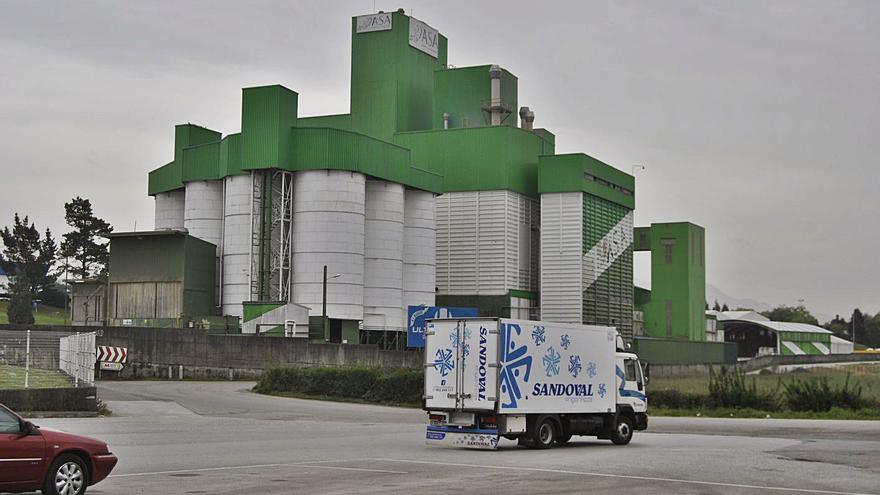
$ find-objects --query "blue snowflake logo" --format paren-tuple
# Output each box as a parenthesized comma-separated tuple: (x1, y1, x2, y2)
(433, 348, 455, 377)
(598, 383, 607, 399)
(587, 361, 598, 379)
(450, 327, 472, 348)
(499, 324, 533, 409)
(560, 334, 571, 350)
(531, 326, 546, 346)
(568, 355, 582, 377)
(543, 347, 561, 377)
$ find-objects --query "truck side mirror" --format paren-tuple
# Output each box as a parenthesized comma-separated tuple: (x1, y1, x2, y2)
(643, 362, 650, 385)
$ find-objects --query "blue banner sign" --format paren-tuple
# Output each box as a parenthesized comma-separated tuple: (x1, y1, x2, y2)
(407, 305, 478, 348)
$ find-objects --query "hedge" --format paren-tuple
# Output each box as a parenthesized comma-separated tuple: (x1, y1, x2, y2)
(254, 366, 423, 406)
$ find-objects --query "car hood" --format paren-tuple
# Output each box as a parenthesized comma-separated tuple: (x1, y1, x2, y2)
(38, 427, 109, 453)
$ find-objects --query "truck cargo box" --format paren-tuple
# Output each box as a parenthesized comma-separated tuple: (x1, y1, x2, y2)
(425, 318, 617, 415)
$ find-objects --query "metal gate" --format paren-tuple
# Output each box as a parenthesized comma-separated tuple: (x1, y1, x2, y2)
(59, 332, 96, 387)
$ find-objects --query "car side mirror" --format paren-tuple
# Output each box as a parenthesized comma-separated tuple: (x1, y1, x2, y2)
(21, 421, 39, 436)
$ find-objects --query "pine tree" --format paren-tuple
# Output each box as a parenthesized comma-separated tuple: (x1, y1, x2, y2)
(59, 197, 113, 279)
(0, 213, 57, 297)
(721, 303, 730, 312)
(6, 277, 34, 324)
(713, 300, 721, 311)
(852, 309, 865, 345)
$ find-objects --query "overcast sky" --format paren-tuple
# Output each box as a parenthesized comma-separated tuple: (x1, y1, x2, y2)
(1, 0, 877, 320)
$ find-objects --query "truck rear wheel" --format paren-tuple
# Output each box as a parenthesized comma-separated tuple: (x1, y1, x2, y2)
(611, 415, 633, 445)
(530, 415, 557, 449)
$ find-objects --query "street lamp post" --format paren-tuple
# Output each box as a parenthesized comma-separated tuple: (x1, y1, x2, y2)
(322, 265, 341, 341)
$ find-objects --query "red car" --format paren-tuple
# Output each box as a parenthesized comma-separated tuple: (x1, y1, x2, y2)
(0, 403, 117, 495)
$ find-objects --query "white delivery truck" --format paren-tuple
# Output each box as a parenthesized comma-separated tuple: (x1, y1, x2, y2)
(423, 318, 648, 449)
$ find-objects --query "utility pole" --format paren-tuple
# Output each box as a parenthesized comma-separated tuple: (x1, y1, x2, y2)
(322, 266, 341, 342)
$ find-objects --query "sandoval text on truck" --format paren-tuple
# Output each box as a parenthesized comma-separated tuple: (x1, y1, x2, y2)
(423, 318, 648, 449)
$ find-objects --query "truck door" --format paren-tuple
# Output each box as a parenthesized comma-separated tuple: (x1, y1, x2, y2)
(459, 320, 498, 411)
(425, 319, 499, 411)
(424, 319, 462, 410)
(616, 356, 647, 411)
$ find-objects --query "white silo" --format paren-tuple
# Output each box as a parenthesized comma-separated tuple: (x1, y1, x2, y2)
(403, 189, 436, 321)
(184, 180, 224, 248)
(154, 190, 185, 230)
(221, 174, 253, 317)
(363, 180, 405, 332)
(292, 170, 366, 321)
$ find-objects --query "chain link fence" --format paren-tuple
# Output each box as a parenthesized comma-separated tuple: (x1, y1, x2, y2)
(59, 332, 97, 387)
(0, 328, 76, 389)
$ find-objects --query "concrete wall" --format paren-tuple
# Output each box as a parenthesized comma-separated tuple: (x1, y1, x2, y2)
(0, 386, 97, 412)
(96, 326, 422, 379)
(0, 328, 74, 370)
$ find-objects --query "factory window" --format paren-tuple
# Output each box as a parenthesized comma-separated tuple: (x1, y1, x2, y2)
(661, 239, 676, 264)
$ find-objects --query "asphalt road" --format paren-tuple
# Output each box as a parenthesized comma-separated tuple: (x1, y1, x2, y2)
(15, 381, 880, 495)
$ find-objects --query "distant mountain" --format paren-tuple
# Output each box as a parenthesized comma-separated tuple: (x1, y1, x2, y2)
(706, 284, 773, 313)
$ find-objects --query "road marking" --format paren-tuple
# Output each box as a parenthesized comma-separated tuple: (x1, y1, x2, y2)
(109, 459, 406, 478)
(374, 458, 873, 495)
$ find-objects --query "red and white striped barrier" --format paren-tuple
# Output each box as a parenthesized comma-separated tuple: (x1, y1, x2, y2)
(97, 346, 127, 364)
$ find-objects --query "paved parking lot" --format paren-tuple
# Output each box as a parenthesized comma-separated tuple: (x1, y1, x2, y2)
(16, 381, 880, 495)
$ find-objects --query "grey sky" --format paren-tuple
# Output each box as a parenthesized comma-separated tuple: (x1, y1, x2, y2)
(1, 0, 877, 320)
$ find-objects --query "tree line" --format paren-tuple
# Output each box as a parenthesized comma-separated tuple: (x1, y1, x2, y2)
(0, 197, 113, 324)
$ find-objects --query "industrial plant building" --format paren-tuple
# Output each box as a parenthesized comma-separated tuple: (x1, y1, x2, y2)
(101, 9, 730, 359)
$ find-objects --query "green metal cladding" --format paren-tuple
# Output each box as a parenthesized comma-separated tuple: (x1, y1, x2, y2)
(538, 153, 635, 209)
(636, 222, 707, 342)
(582, 193, 634, 338)
(433, 65, 518, 130)
(394, 126, 554, 197)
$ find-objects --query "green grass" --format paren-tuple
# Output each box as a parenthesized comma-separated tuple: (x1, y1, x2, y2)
(0, 364, 73, 390)
(649, 364, 880, 403)
(0, 300, 69, 325)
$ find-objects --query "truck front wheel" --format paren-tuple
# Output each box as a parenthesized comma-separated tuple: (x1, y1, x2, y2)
(611, 415, 633, 445)
(531, 415, 557, 449)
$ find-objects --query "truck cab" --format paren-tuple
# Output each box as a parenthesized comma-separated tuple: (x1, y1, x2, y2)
(615, 350, 649, 435)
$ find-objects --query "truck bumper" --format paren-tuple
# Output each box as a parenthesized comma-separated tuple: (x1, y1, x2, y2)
(634, 412, 648, 431)
(426, 426, 499, 450)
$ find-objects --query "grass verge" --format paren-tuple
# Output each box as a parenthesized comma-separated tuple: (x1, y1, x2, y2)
(0, 300, 69, 325)
(0, 364, 72, 389)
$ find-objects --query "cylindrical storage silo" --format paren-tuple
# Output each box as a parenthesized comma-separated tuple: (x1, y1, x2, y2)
(154, 190, 185, 230)
(184, 180, 224, 248)
(185, 179, 224, 306)
(403, 189, 436, 323)
(221, 174, 253, 317)
(292, 170, 366, 322)
(363, 180, 405, 332)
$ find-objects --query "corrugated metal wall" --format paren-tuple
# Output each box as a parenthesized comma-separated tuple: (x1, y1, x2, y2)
(539, 192, 583, 322)
(436, 190, 538, 296)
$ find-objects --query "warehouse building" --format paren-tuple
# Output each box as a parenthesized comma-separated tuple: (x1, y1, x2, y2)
(711, 310, 837, 358)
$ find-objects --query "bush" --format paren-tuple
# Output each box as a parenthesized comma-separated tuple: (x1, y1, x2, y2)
(783, 374, 866, 412)
(255, 366, 423, 406)
(708, 366, 779, 411)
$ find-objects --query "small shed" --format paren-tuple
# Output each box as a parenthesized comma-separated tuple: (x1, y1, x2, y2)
(106, 230, 216, 327)
(830, 335, 854, 354)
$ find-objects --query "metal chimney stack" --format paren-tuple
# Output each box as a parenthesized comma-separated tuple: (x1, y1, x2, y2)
(489, 65, 503, 126)
(519, 106, 535, 131)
